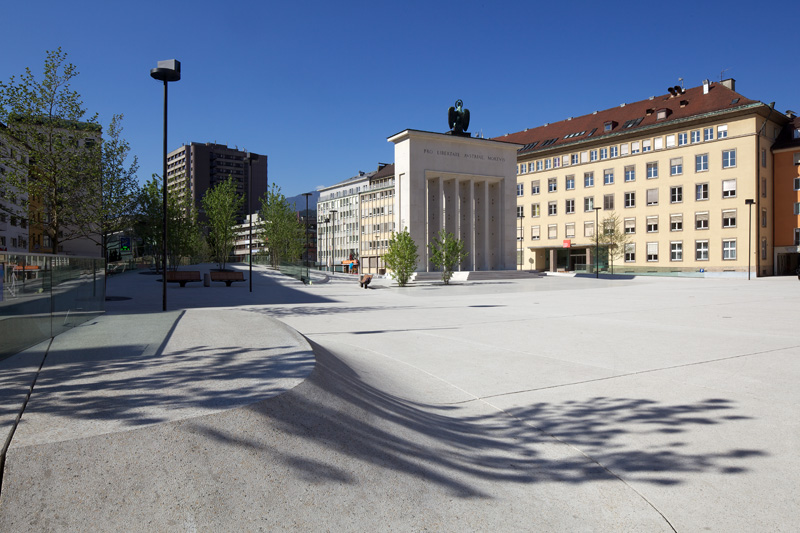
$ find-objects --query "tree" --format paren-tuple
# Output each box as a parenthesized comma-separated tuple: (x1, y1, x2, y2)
(259, 183, 304, 268)
(202, 176, 244, 271)
(598, 212, 632, 274)
(136, 176, 204, 271)
(384, 228, 418, 287)
(428, 229, 468, 284)
(0, 48, 101, 255)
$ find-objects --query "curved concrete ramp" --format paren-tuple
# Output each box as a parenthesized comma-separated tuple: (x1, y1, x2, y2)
(0, 337, 672, 531)
(4, 308, 314, 448)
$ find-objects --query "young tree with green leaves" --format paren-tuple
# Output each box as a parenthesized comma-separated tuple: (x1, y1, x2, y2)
(428, 229, 468, 284)
(202, 176, 244, 271)
(384, 228, 418, 287)
(0, 48, 101, 255)
(136, 176, 204, 271)
(598, 212, 632, 274)
(259, 183, 304, 268)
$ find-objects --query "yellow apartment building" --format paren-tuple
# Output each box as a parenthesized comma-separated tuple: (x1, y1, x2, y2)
(500, 79, 789, 277)
(359, 163, 395, 275)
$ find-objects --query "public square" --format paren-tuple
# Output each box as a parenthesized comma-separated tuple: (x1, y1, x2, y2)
(0, 267, 798, 531)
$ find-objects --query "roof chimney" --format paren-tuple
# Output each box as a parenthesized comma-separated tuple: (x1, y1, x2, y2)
(720, 78, 735, 91)
(703, 79, 710, 94)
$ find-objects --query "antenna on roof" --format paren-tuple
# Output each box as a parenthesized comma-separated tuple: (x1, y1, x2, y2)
(678, 77, 684, 90)
(720, 67, 730, 81)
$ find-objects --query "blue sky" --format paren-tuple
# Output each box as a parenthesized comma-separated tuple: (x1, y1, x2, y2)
(2, 0, 798, 198)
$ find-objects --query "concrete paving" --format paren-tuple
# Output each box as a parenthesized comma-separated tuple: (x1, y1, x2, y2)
(0, 264, 798, 531)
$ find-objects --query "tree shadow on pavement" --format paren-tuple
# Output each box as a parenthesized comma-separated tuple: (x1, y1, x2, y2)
(193, 341, 766, 498)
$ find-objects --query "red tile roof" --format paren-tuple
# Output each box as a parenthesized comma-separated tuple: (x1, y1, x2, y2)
(494, 81, 762, 155)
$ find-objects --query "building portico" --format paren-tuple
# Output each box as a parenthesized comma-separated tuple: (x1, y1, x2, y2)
(389, 129, 521, 272)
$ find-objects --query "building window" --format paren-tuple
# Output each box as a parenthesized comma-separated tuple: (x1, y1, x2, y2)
(723, 239, 736, 260)
(762, 178, 767, 198)
(722, 149, 736, 168)
(704, 127, 714, 141)
(646, 216, 659, 233)
(565, 199, 575, 214)
(604, 169, 614, 185)
(590, 150, 598, 162)
(565, 223, 575, 238)
(717, 125, 728, 139)
(553, 156, 561, 168)
(761, 149, 767, 168)
(646, 162, 658, 179)
(531, 180, 540, 194)
(722, 179, 736, 198)
(516, 206, 524, 218)
(670, 158, 683, 176)
(584, 221, 594, 237)
(584, 197, 594, 212)
(795, 228, 800, 246)
(762, 208, 767, 228)
(571, 154, 579, 165)
(548, 178, 557, 192)
(624, 243, 635, 262)
(548, 201, 557, 216)
(794, 202, 800, 216)
(671, 241, 683, 261)
(531, 225, 540, 240)
(696, 212, 709, 230)
(604, 194, 614, 210)
(647, 242, 658, 262)
(632, 141, 640, 154)
(691, 130, 701, 143)
(517, 183, 524, 196)
(624, 217, 636, 234)
(610, 146, 618, 158)
(624, 166, 635, 182)
(695, 154, 708, 172)
(584, 172, 594, 187)
(600, 148, 608, 159)
(566, 175, 575, 190)
(670, 213, 683, 231)
(643, 139, 652, 152)
(654, 137, 663, 150)
(532, 203, 540, 217)
(678, 132, 688, 146)
(722, 209, 737, 228)
(545, 159, 552, 170)
(670, 186, 683, 204)
(624, 191, 635, 208)
(761, 237, 767, 260)
(666, 134, 676, 148)
(646, 188, 659, 206)
(696, 240, 709, 261)
(548, 224, 557, 239)
(696, 183, 709, 201)
(536, 160, 543, 171)
(795, 177, 800, 191)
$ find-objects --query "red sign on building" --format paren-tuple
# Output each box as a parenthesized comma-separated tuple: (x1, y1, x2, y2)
(562, 240, 572, 248)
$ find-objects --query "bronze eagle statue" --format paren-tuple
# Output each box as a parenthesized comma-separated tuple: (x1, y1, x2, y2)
(448, 99, 470, 134)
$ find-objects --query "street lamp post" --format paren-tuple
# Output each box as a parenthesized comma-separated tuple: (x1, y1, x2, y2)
(245, 153, 259, 292)
(330, 209, 338, 273)
(593, 206, 602, 278)
(517, 212, 524, 270)
(302, 193, 312, 276)
(745, 198, 755, 280)
(150, 59, 181, 312)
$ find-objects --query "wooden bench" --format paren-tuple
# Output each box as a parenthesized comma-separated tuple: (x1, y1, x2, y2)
(165, 270, 202, 287)
(210, 271, 245, 287)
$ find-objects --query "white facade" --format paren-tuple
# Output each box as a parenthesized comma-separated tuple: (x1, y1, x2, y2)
(389, 130, 521, 271)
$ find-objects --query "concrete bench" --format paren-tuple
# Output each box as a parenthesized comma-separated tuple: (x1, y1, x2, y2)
(165, 270, 202, 287)
(210, 271, 245, 287)
(359, 274, 372, 289)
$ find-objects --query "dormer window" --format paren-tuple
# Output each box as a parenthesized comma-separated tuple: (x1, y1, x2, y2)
(656, 108, 671, 120)
(603, 121, 616, 132)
